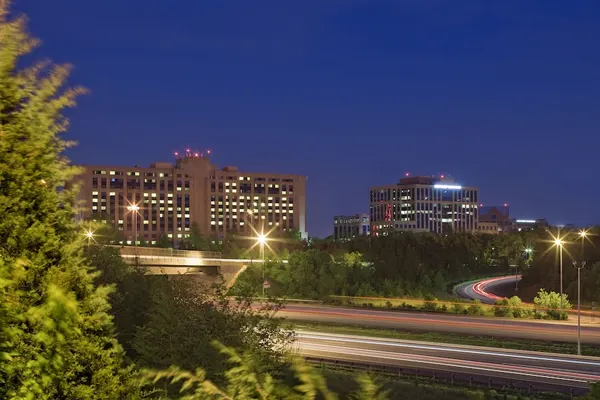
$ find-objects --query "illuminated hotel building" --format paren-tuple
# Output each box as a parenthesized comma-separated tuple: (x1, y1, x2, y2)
(369, 176, 478, 234)
(74, 150, 307, 244)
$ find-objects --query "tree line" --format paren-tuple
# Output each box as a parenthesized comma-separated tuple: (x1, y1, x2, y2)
(231, 231, 541, 299)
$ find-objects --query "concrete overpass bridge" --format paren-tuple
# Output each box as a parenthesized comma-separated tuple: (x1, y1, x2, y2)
(110, 245, 280, 287)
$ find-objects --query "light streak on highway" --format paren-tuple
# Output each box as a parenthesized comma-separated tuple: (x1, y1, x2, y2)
(275, 303, 600, 343)
(294, 331, 600, 390)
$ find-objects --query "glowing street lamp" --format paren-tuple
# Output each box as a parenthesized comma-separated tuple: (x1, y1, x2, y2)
(83, 229, 95, 246)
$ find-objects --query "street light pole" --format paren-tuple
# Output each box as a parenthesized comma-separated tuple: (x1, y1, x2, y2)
(127, 204, 140, 252)
(554, 237, 564, 310)
(256, 232, 267, 298)
(573, 261, 586, 356)
(261, 239, 265, 298)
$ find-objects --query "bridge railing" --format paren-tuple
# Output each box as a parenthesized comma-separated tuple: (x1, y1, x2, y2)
(107, 245, 222, 260)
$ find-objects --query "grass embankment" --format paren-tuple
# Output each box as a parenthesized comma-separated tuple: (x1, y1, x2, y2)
(290, 321, 600, 357)
(323, 369, 571, 400)
(324, 294, 600, 321)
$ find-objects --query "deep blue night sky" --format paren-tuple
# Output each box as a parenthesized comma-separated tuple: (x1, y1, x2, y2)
(16, 0, 600, 237)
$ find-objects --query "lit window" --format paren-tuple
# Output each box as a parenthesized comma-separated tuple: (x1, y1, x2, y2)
(109, 192, 115, 196)
(167, 233, 173, 238)
(109, 171, 115, 175)
(92, 198, 98, 203)
(92, 191, 98, 195)
(92, 206, 98, 210)
(211, 221, 216, 225)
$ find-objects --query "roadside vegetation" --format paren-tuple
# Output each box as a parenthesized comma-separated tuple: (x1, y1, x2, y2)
(321, 289, 575, 321)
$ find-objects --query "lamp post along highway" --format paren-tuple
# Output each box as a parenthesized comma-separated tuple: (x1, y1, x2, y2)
(257, 233, 267, 297)
(127, 204, 140, 251)
(573, 261, 586, 355)
(554, 237, 564, 310)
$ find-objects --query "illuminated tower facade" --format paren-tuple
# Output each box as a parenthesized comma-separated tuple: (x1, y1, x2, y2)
(369, 176, 479, 234)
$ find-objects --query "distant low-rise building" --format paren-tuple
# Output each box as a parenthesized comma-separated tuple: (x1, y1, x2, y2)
(478, 221, 500, 234)
(479, 205, 511, 232)
(333, 214, 370, 240)
(514, 218, 549, 231)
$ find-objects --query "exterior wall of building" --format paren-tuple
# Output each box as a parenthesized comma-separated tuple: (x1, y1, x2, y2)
(478, 221, 500, 234)
(74, 154, 307, 244)
(333, 214, 370, 240)
(479, 206, 511, 232)
(369, 177, 479, 234)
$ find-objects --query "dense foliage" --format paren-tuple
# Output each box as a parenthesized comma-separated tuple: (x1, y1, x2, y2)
(87, 245, 292, 382)
(0, 2, 138, 398)
(143, 343, 386, 400)
(232, 230, 539, 299)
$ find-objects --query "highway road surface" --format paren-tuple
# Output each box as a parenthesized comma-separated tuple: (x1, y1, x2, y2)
(277, 303, 600, 344)
(295, 331, 600, 393)
(455, 275, 521, 304)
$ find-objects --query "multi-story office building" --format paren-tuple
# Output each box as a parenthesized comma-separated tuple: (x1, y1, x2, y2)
(369, 176, 479, 235)
(333, 214, 370, 240)
(74, 151, 307, 244)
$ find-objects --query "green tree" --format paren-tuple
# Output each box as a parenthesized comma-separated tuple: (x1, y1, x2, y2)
(0, 2, 138, 397)
(156, 232, 172, 248)
(132, 277, 292, 382)
(533, 289, 571, 320)
(85, 245, 152, 359)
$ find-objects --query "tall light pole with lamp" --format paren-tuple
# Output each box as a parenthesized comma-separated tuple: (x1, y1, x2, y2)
(554, 237, 564, 310)
(257, 233, 267, 297)
(127, 204, 140, 250)
(573, 260, 586, 355)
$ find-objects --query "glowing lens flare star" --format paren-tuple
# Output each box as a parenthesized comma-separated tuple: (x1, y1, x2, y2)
(257, 234, 267, 245)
